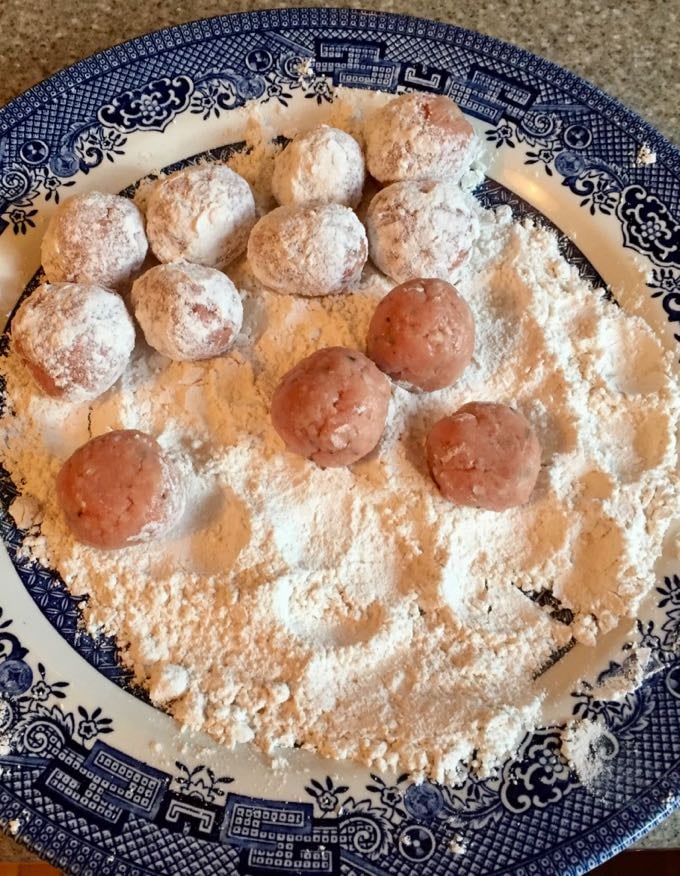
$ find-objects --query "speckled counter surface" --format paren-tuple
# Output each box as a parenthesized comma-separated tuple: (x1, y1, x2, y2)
(0, 0, 678, 864)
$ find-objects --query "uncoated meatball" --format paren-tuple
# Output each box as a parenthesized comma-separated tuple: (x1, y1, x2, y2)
(271, 347, 391, 467)
(12, 282, 135, 402)
(41, 192, 148, 290)
(365, 180, 478, 284)
(272, 125, 366, 208)
(145, 164, 256, 269)
(425, 402, 541, 511)
(367, 278, 475, 391)
(365, 93, 476, 184)
(247, 204, 368, 297)
(56, 430, 186, 549)
(131, 261, 243, 361)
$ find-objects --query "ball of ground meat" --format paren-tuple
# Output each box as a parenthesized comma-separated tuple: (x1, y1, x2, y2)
(271, 347, 391, 467)
(425, 402, 541, 511)
(12, 282, 135, 401)
(365, 180, 477, 284)
(367, 278, 474, 391)
(131, 261, 243, 361)
(41, 192, 147, 290)
(272, 125, 366, 208)
(145, 164, 256, 269)
(57, 429, 186, 549)
(365, 93, 476, 184)
(247, 204, 367, 296)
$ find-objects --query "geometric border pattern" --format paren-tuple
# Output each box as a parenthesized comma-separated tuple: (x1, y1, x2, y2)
(1, 8, 680, 875)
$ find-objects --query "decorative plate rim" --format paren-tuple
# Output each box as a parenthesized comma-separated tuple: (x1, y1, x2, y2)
(0, 7, 679, 876)
(1, 6, 678, 173)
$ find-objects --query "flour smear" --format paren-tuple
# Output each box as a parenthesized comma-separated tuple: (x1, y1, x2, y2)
(1, 91, 679, 784)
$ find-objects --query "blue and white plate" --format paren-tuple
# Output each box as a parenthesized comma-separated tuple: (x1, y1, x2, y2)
(1, 8, 679, 874)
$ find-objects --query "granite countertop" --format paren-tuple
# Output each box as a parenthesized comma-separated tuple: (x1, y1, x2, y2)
(0, 0, 678, 864)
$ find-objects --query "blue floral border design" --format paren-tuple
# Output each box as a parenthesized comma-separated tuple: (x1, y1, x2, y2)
(1, 10, 678, 341)
(1, 7, 680, 873)
(0, 577, 678, 875)
(0, 461, 138, 692)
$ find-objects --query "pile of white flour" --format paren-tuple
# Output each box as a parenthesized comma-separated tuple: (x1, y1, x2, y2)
(1, 98, 679, 784)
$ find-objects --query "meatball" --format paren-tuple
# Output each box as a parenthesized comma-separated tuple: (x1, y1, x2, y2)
(425, 402, 541, 511)
(271, 347, 391, 467)
(365, 180, 477, 284)
(131, 261, 243, 361)
(146, 164, 256, 269)
(56, 430, 186, 549)
(41, 192, 147, 290)
(272, 125, 366, 208)
(12, 282, 135, 401)
(247, 204, 367, 297)
(365, 93, 476, 184)
(367, 278, 474, 391)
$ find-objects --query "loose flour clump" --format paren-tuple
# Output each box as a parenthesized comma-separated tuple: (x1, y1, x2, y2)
(561, 717, 618, 787)
(1, 92, 678, 783)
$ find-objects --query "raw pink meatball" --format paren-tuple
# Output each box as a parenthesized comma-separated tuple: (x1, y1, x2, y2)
(131, 261, 243, 361)
(146, 165, 256, 269)
(365, 180, 477, 284)
(41, 192, 148, 290)
(426, 403, 541, 511)
(367, 278, 474, 391)
(56, 430, 186, 549)
(271, 347, 391, 467)
(272, 125, 366, 208)
(12, 282, 135, 401)
(247, 204, 367, 297)
(365, 93, 476, 184)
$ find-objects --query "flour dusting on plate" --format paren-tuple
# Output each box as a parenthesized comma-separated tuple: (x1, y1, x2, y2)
(1, 93, 678, 784)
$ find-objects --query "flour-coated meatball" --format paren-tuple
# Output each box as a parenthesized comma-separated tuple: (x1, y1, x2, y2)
(271, 347, 391, 467)
(365, 180, 477, 284)
(365, 93, 476, 184)
(146, 165, 256, 269)
(426, 402, 541, 511)
(12, 282, 135, 401)
(367, 278, 474, 391)
(272, 125, 366, 208)
(57, 430, 185, 549)
(41, 192, 147, 289)
(131, 261, 243, 361)
(247, 204, 367, 297)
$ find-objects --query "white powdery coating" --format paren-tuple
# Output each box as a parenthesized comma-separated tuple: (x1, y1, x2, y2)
(132, 261, 243, 362)
(561, 717, 615, 787)
(12, 282, 135, 402)
(41, 192, 148, 290)
(271, 125, 366, 208)
(366, 180, 479, 283)
(146, 165, 256, 269)
(365, 93, 477, 184)
(149, 663, 189, 705)
(247, 203, 368, 296)
(2, 119, 679, 783)
(560, 650, 649, 785)
(134, 451, 187, 545)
